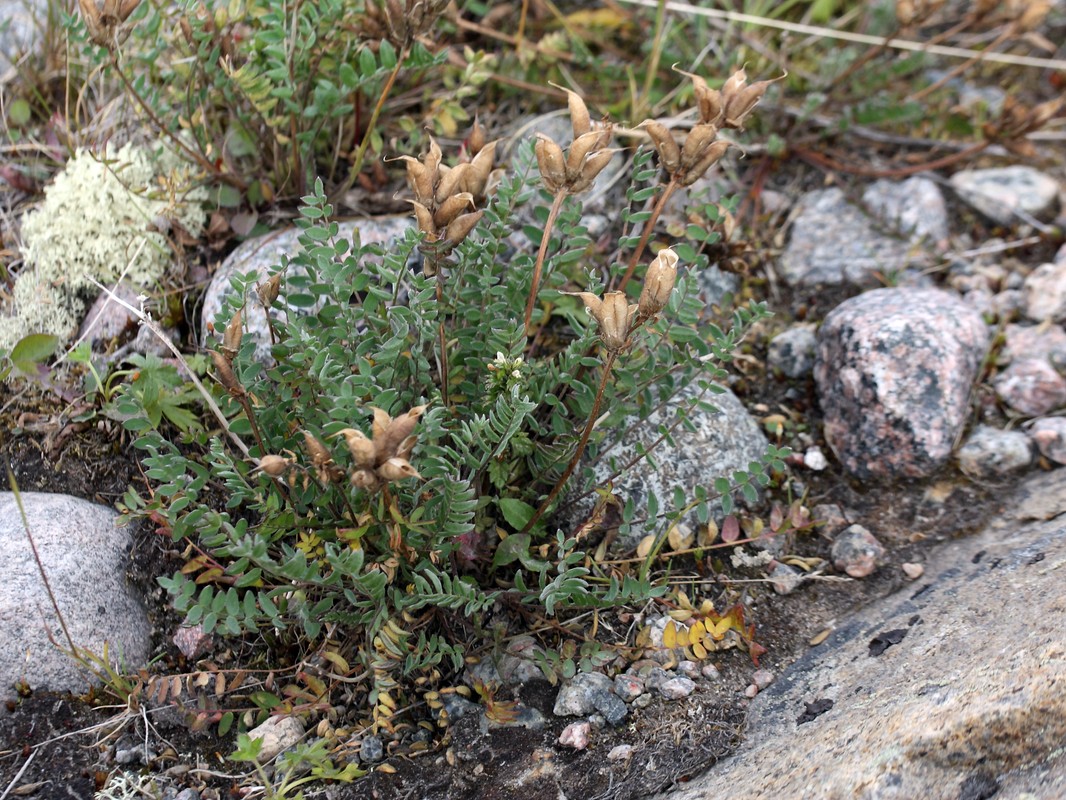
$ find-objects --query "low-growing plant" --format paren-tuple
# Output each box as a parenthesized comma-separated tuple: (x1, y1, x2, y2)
(118, 68, 788, 745)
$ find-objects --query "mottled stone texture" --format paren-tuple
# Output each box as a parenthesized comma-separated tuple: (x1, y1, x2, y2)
(201, 216, 413, 363)
(0, 493, 151, 702)
(815, 288, 989, 479)
(951, 166, 1060, 226)
(651, 469, 1066, 800)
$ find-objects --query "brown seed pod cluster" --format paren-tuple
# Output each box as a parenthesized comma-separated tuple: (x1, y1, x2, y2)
(334, 404, 427, 493)
(642, 68, 784, 186)
(566, 247, 679, 353)
(534, 87, 616, 195)
(400, 129, 496, 274)
(982, 95, 1064, 157)
(78, 0, 141, 49)
(365, 0, 449, 48)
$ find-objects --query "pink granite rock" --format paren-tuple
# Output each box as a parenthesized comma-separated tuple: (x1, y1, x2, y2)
(815, 288, 989, 479)
(995, 358, 1066, 417)
(1029, 418, 1066, 464)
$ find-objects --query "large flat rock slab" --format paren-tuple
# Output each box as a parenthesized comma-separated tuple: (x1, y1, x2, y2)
(652, 469, 1066, 799)
(0, 492, 151, 703)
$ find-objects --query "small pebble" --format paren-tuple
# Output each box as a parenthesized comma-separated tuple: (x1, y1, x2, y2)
(768, 325, 818, 379)
(360, 735, 384, 763)
(751, 669, 775, 690)
(701, 664, 721, 680)
(613, 674, 644, 702)
(1029, 418, 1066, 465)
(676, 660, 701, 680)
(767, 561, 803, 595)
(173, 624, 213, 660)
(744, 684, 759, 698)
(995, 358, 1066, 417)
(812, 504, 848, 537)
(559, 721, 590, 750)
(831, 524, 886, 578)
(247, 715, 304, 762)
(803, 446, 828, 471)
(633, 693, 653, 709)
(607, 744, 635, 761)
(902, 562, 925, 580)
(658, 677, 696, 700)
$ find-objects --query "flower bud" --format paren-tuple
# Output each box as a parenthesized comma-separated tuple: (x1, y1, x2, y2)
(637, 248, 679, 321)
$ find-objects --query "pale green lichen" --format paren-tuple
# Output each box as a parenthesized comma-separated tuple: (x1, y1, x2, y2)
(0, 142, 207, 354)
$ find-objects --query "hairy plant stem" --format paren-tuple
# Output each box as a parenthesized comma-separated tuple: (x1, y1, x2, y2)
(615, 176, 677, 293)
(524, 189, 568, 334)
(523, 350, 617, 534)
(436, 277, 450, 408)
(335, 47, 406, 200)
(109, 53, 245, 190)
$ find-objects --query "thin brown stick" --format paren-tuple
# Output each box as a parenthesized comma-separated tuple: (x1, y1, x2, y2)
(523, 350, 617, 533)
(524, 189, 568, 334)
(615, 176, 677, 293)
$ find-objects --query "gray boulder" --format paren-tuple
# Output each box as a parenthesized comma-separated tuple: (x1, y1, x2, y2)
(815, 288, 989, 479)
(651, 469, 1066, 800)
(778, 178, 947, 287)
(0, 493, 151, 702)
(563, 384, 770, 552)
(951, 166, 1060, 226)
(201, 216, 414, 363)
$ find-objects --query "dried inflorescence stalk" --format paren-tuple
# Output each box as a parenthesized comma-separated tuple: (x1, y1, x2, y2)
(983, 96, 1064, 157)
(400, 133, 496, 275)
(78, 0, 141, 48)
(334, 404, 427, 493)
(642, 67, 784, 187)
(365, 0, 449, 47)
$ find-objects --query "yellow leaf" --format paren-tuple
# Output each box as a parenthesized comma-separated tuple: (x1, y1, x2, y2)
(377, 763, 397, 774)
(663, 621, 677, 649)
(636, 534, 656, 559)
(690, 620, 706, 639)
(675, 625, 690, 647)
(677, 591, 692, 610)
(710, 618, 732, 640)
(667, 608, 693, 622)
(691, 640, 708, 660)
(321, 650, 351, 673)
(563, 8, 630, 29)
(700, 519, 719, 546)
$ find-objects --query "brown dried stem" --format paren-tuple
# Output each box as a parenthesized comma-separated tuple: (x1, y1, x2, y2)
(522, 350, 617, 534)
(614, 176, 678, 294)
(336, 51, 406, 200)
(524, 188, 569, 334)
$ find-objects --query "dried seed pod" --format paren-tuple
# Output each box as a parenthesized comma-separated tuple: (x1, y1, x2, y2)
(370, 407, 392, 442)
(334, 428, 377, 467)
(565, 291, 634, 352)
(378, 457, 422, 482)
(396, 434, 418, 461)
(303, 430, 341, 483)
(221, 308, 243, 360)
(637, 247, 679, 321)
(408, 201, 438, 238)
(210, 350, 244, 396)
(463, 140, 497, 199)
(566, 130, 608, 179)
(569, 149, 616, 194)
(255, 454, 292, 477)
(376, 405, 427, 462)
(468, 117, 487, 156)
(256, 273, 281, 309)
(681, 140, 732, 186)
(723, 73, 785, 130)
(721, 68, 747, 101)
(642, 120, 681, 173)
(435, 163, 469, 205)
(565, 88, 592, 139)
(534, 134, 567, 191)
(351, 468, 381, 492)
(444, 210, 483, 247)
(399, 156, 435, 205)
(679, 123, 720, 171)
(433, 192, 474, 228)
